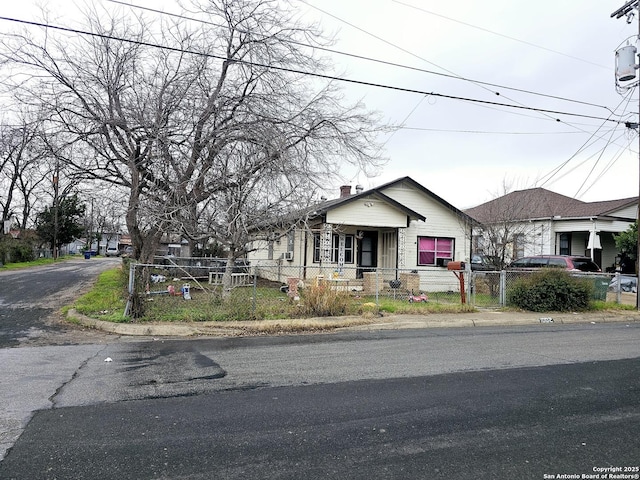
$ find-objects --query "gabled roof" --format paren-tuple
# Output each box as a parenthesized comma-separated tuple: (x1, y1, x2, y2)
(312, 176, 474, 224)
(465, 187, 637, 224)
(311, 185, 424, 222)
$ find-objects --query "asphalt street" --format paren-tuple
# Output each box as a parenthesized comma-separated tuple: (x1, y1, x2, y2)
(1, 354, 638, 480)
(0, 257, 121, 348)
(1, 259, 639, 478)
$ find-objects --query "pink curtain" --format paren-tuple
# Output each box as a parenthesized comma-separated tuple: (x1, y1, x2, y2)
(418, 237, 453, 265)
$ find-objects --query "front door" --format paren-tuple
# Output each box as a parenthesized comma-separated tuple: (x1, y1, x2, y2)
(357, 231, 377, 278)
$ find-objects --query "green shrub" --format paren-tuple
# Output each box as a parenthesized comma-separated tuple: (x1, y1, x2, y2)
(0, 238, 36, 264)
(507, 269, 593, 312)
(298, 284, 350, 317)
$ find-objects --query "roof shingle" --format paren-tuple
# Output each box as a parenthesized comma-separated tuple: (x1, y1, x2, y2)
(465, 188, 637, 224)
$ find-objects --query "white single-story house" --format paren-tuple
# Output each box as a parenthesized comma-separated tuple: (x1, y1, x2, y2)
(465, 187, 638, 272)
(247, 177, 475, 292)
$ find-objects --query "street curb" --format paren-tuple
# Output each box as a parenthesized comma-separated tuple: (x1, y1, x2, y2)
(66, 309, 378, 337)
(66, 309, 640, 337)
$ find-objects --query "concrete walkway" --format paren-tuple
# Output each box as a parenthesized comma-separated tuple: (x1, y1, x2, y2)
(68, 308, 640, 338)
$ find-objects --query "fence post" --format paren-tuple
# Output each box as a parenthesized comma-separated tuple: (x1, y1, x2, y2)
(375, 269, 379, 306)
(124, 261, 136, 317)
(252, 265, 257, 316)
(615, 272, 621, 304)
(500, 270, 506, 307)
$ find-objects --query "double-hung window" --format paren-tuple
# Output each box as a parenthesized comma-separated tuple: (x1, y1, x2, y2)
(417, 236, 454, 266)
(313, 234, 354, 263)
(559, 233, 571, 256)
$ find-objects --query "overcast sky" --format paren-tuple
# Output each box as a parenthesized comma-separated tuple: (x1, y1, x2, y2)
(3, 1, 640, 209)
(299, 0, 640, 208)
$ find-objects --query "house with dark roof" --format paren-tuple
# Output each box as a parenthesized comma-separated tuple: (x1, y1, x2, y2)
(464, 187, 638, 271)
(247, 177, 475, 290)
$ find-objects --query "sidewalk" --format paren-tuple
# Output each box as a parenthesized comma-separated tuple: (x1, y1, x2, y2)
(68, 308, 640, 338)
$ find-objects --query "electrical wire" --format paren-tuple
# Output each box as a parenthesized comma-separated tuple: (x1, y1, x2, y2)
(297, 0, 621, 129)
(0, 15, 626, 125)
(399, 127, 616, 135)
(297, 0, 640, 191)
(109, 0, 640, 198)
(299, 0, 640, 199)
(578, 134, 637, 198)
(393, 0, 610, 71)
(574, 119, 626, 198)
(540, 130, 629, 189)
(538, 89, 637, 188)
(104, 0, 615, 113)
(573, 88, 638, 198)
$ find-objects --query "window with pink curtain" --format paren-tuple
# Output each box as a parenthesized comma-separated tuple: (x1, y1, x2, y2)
(418, 237, 454, 265)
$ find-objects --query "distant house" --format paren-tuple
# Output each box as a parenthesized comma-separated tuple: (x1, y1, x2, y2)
(157, 234, 190, 258)
(465, 188, 638, 272)
(247, 177, 475, 291)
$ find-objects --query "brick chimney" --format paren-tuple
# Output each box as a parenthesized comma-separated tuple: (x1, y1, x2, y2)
(339, 185, 352, 198)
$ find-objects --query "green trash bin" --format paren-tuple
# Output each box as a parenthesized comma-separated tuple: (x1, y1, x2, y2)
(592, 275, 609, 301)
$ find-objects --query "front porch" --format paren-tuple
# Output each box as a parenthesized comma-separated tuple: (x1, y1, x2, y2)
(555, 230, 620, 272)
(311, 224, 405, 280)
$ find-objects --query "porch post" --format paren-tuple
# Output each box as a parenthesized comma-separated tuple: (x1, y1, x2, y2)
(321, 224, 332, 266)
(398, 227, 406, 269)
(337, 233, 346, 274)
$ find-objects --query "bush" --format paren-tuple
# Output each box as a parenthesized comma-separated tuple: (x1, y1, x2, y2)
(507, 269, 593, 312)
(298, 284, 350, 317)
(0, 237, 36, 264)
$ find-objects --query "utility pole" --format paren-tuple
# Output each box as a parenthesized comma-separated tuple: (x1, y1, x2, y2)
(611, 0, 640, 310)
(52, 164, 59, 260)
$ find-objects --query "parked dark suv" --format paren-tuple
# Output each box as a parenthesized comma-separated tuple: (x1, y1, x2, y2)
(508, 255, 601, 272)
(470, 254, 500, 271)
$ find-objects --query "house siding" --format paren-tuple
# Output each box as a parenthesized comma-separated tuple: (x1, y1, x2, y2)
(248, 177, 472, 286)
(326, 198, 407, 227)
(552, 220, 592, 232)
(381, 183, 470, 268)
(610, 204, 637, 219)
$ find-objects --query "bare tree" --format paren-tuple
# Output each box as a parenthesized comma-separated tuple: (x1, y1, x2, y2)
(465, 182, 542, 268)
(0, 115, 51, 228)
(0, 0, 386, 271)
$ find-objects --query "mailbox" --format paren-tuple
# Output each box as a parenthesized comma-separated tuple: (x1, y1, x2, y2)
(446, 261, 465, 271)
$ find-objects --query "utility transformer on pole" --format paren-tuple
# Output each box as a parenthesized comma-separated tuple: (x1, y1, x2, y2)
(611, 0, 640, 310)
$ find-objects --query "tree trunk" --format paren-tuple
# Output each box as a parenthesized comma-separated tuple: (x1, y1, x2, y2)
(221, 249, 237, 300)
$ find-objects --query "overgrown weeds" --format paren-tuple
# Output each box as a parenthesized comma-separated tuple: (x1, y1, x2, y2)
(297, 284, 351, 317)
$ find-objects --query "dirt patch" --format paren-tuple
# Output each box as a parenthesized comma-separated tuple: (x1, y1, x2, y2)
(606, 291, 637, 306)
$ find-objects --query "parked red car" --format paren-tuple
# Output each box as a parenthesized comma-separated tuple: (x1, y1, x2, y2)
(508, 255, 601, 272)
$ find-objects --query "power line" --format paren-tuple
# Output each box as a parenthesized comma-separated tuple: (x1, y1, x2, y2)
(0, 15, 626, 125)
(393, 1, 610, 71)
(539, 88, 636, 189)
(105, 0, 614, 114)
(297, 0, 638, 172)
(107, 0, 628, 171)
(299, 0, 640, 202)
(400, 127, 613, 135)
(574, 121, 625, 198)
(575, 93, 637, 197)
(578, 136, 637, 198)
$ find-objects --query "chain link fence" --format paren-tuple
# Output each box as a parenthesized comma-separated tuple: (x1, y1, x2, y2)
(123, 257, 637, 319)
(472, 270, 634, 308)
